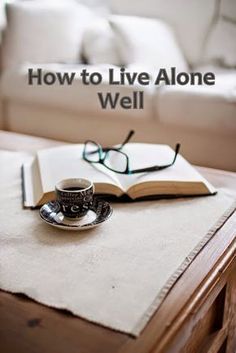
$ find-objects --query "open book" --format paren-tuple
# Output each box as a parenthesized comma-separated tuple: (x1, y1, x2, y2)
(22, 143, 216, 207)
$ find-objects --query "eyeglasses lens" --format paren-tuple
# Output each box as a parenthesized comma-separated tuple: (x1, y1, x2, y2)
(104, 150, 128, 173)
(85, 142, 100, 162)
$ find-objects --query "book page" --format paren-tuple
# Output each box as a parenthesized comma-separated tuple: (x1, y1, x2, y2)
(37, 144, 123, 194)
(114, 143, 215, 193)
(23, 157, 44, 207)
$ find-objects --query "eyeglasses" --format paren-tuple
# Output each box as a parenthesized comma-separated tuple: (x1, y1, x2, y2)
(83, 130, 180, 175)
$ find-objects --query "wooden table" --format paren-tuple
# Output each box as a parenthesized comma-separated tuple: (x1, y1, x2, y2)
(0, 130, 235, 353)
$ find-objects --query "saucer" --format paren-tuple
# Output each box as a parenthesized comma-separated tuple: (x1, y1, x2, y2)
(39, 198, 113, 231)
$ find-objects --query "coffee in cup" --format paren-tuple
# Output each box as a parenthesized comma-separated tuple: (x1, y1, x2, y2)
(55, 178, 94, 218)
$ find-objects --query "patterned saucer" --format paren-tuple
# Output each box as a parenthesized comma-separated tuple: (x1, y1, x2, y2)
(39, 198, 113, 231)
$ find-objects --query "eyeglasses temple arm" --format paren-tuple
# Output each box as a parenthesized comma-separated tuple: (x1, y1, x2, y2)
(171, 143, 181, 165)
(117, 130, 135, 150)
(131, 166, 167, 174)
(85, 130, 135, 155)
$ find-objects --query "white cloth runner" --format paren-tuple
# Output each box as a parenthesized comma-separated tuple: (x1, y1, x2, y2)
(0, 151, 235, 336)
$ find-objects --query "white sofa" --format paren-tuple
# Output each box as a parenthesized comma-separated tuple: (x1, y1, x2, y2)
(0, 0, 236, 171)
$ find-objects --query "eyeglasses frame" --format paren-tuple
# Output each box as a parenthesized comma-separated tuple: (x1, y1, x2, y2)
(82, 130, 181, 175)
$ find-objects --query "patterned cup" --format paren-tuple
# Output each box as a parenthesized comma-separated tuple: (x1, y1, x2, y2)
(55, 178, 94, 218)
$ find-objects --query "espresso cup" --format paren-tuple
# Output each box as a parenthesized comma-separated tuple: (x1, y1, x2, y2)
(55, 178, 94, 218)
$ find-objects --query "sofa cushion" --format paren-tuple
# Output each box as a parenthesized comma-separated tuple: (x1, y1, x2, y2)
(154, 66, 236, 135)
(109, 0, 216, 67)
(0, 63, 153, 120)
(1, 1, 95, 70)
(82, 19, 122, 66)
(109, 15, 188, 71)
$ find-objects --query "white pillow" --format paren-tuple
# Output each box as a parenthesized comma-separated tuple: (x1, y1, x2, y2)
(110, 0, 216, 67)
(82, 19, 122, 65)
(109, 15, 188, 72)
(1, 1, 96, 70)
(204, 20, 236, 68)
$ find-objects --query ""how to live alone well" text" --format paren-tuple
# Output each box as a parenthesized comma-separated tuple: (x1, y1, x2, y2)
(28, 67, 216, 110)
